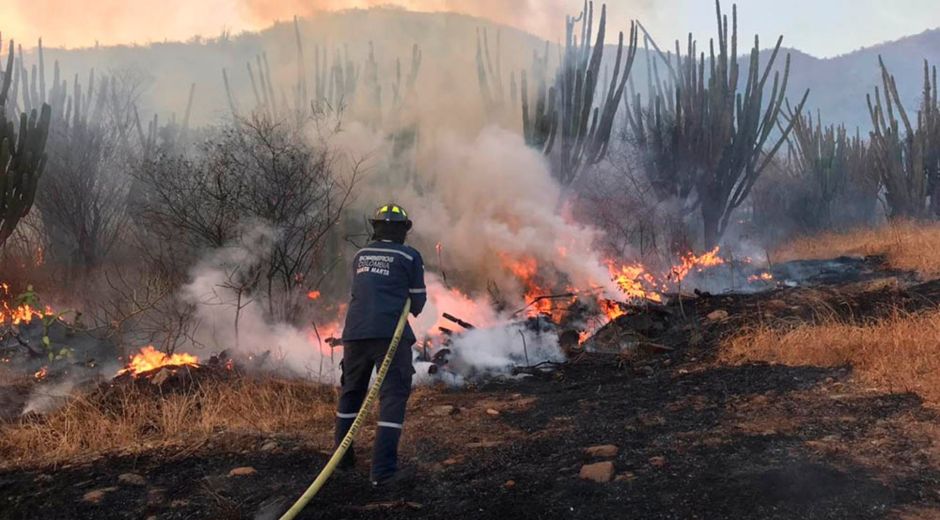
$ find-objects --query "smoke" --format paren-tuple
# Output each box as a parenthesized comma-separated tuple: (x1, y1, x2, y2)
(22, 379, 76, 415)
(180, 223, 343, 381)
(447, 322, 564, 379)
(334, 123, 621, 304)
(238, 0, 574, 41)
(4, 0, 654, 49)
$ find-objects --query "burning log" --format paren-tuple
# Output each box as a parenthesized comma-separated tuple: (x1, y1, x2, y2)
(442, 313, 476, 330)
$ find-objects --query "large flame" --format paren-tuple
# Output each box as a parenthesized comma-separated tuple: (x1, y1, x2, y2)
(117, 346, 200, 377)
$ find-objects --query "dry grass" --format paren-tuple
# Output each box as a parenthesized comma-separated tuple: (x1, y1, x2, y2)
(722, 309, 940, 405)
(774, 220, 940, 277)
(0, 376, 336, 468)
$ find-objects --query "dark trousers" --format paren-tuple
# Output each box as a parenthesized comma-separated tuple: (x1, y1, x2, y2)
(334, 338, 415, 479)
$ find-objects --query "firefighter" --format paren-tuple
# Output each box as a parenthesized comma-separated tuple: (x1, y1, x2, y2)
(335, 203, 427, 487)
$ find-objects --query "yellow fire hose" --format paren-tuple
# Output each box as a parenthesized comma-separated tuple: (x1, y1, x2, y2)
(279, 298, 412, 520)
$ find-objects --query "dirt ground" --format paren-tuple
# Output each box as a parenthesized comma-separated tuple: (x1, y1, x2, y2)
(2, 257, 940, 519)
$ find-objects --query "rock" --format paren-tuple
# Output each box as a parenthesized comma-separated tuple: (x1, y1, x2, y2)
(442, 456, 464, 466)
(583, 445, 619, 458)
(503, 480, 516, 489)
(485, 408, 500, 416)
(649, 456, 667, 467)
(429, 405, 457, 417)
(579, 461, 615, 483)
(228, 466, 257, 477)
(82, 487, 118, 504)
(260, 441, 278, 452)
(118, 473, 146, 486)
(615, 472, 637, 482)
(706, 309, 729, 321)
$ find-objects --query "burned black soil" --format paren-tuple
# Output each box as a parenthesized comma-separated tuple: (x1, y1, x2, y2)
(2, 256, 940, 519)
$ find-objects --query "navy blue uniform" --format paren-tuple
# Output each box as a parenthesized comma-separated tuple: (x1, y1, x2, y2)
(342, 241, 427, 343)
(336, 240, 426, 480)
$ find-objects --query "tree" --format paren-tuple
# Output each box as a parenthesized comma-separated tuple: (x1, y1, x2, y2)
(132, 112, 357, 324)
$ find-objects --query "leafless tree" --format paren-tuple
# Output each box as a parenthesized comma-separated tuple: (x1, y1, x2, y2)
(132, 111, 358, 324)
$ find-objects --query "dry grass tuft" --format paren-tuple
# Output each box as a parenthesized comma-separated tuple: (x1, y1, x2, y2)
(774, 220, 940, 277)
(722, 309, 940, 405)
(0, 376, 336, 468)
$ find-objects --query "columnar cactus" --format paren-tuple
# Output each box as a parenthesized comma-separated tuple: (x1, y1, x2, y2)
(786, 106, 872, 229)
(626, 0, 808, 247)
(867, 57, 940, 218)
(0, 37, 52, 247)
(522, 2, 639, 186)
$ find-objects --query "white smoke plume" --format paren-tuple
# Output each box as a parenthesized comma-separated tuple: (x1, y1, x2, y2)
(180, 223, 343, 381)
(335, 123, 622, 305)
(22, 379, 76, 415)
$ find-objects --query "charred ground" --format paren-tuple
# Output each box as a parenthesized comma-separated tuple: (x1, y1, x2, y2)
(2, 256, 940, 520)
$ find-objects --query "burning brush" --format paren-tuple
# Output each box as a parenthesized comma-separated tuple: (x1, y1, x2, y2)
(116, 346, 200, 378)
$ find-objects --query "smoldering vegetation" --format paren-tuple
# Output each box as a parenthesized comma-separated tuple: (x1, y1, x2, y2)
(1, 0, 940, 418)
(3, 4, 940, 519)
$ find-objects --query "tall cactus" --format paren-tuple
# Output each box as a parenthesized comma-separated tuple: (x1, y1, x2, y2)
(522, 2, 638, 186)
(0, 37, 52, 247)
(521, 42, 556, 154)
(785, 106, 871, 230)
(476, 28, 505, 117)
(627, 0, 808, 247)
(866, 57, 939, 219)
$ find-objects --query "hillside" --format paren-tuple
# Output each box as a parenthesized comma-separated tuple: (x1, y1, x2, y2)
(18, 8, 940, 133)
(759, 29, 940, 130)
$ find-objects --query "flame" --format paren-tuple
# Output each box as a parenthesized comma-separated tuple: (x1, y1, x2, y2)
(117, 346, 199, 377)
(670, 247, 725, 283)
(608, 263, 663, 303)
(34, 366, 48, 380)
(307, 290, 322, 300)
(748, 272, 774, 283)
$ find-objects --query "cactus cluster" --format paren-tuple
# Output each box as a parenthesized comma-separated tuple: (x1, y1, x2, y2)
(521, 2, 639, 186)
(626, 1, 808, 247)
(225, 18, 422, 131)
(866, 57, 940, 218)
(784, 106, 872, 229)
(0, 36, 52, 248)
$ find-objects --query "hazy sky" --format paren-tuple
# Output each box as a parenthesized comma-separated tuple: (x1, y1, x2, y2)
(1, 0, 938, 57)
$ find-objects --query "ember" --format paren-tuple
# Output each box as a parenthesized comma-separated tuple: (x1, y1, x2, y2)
(117, 346, 200, 377)
(34, 366, 48, 380)
(748, 272, 774, 283)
